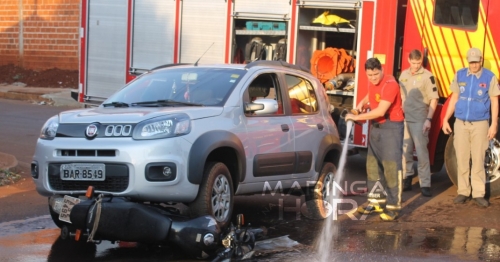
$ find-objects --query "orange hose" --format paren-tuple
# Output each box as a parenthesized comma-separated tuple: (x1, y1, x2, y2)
(310, 48, 355, 84)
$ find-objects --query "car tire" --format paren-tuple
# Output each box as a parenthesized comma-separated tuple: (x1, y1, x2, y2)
(305, 162, 337, 220)
(189, 162, 234, 228)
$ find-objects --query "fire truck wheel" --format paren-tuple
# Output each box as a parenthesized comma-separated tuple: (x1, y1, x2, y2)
(305, 162, 337, 220)
(444, 133, 500, 197)
(430, 130, 447, 173)
(189, 162, 234, 229)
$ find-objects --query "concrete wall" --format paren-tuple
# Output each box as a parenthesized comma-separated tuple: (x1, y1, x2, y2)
(0, 0, 79, 70)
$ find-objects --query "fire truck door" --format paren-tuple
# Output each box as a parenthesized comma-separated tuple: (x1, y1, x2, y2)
(350, 1, 376, 147)
(179, 0, 227, 64)
(129, 1, 176, 75)
(85, 1, 128, 101)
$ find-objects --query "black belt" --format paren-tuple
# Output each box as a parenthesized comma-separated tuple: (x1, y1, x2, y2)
(372, 120, 403, 128)
(373, 114, 391, 128)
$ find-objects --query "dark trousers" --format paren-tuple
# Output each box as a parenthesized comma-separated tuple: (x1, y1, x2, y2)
(366, 120, 404, 211)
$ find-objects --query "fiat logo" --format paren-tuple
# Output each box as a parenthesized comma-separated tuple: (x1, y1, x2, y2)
(85, 124, 99, 139)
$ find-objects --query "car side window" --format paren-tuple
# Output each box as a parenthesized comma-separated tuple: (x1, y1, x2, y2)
(285, 74, 318, 114)
(244, 73, 284, 116)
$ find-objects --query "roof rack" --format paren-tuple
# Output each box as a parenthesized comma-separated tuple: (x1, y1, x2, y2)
(150, 63, 193, 71)
(244, 60, 310, 74)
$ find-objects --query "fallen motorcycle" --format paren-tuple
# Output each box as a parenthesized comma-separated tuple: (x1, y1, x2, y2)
(59, 186, 260, 260)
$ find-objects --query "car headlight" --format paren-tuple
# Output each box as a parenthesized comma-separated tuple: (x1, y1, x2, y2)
(133, 114, 191, 140)
(40, 115, 59, 140)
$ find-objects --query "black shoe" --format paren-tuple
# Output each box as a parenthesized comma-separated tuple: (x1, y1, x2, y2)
(421, 187, 432, 197)
(453, 194, 469, 204)
(403, 177, 412, 191)
(473, 197, 489, 208)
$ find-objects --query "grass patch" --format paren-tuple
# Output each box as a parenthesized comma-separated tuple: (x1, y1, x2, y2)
(0, 169, 21, 186)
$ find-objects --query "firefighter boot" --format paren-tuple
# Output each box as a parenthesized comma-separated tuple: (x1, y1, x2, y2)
(357, 202, 384, 215)
(380, 210, 399, 221)
(403, 177, 412, 192)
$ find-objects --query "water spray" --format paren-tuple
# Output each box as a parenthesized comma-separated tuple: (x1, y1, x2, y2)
(315, 109, 358, 261)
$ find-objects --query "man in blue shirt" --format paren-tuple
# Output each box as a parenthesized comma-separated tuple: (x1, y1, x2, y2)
(442, 47, 500, 207)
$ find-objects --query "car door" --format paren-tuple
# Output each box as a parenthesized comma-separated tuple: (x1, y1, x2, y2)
(240, 71, 295, 184)
(283, 73, 325, 179)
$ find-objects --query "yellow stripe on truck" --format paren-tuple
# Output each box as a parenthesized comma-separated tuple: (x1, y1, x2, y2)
(410, 0, 497, 98)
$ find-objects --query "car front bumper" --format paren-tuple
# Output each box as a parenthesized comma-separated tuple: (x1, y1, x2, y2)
(32, 137, 199, 202)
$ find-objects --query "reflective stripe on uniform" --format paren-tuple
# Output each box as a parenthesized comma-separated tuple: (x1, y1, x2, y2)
(385, 204, 401, 211)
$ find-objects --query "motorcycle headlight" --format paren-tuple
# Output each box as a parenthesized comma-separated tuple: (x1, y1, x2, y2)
(40, 115, 59, 140)
(133, 114, 191, 140)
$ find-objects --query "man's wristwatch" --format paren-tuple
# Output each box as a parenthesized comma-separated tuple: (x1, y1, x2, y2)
(426, 118, 432, 122)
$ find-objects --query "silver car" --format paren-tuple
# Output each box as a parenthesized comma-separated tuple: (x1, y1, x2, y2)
(32, 61, 342, 229)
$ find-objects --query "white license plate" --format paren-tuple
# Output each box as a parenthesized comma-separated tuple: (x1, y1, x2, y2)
(60, 163, 105, 181)
(59, 195, 81, 223)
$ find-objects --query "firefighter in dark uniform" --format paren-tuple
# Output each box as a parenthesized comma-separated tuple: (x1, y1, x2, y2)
(346, 57, 405, 221)
(442, 47, 500, 208)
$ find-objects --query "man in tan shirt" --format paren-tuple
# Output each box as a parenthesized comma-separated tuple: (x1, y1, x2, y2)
(399, 49, 439, 197)
(442, 47, 499, 207)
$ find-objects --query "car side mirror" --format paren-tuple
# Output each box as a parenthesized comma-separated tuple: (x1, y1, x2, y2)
(244, 99, 278, 115)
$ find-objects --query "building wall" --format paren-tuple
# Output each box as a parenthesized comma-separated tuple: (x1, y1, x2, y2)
(0, 0, 79, 70)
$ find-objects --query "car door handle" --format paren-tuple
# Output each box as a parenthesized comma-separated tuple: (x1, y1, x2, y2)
(281, 124, 289, 132)
(317, 124, 324, 130)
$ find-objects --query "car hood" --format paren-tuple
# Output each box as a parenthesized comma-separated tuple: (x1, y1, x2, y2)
(57, 107, 224, 124)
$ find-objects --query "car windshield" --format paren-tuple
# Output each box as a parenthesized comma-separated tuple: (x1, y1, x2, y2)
(104, 67, 245, 107)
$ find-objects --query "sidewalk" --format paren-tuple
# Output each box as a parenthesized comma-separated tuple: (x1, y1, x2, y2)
(0, 84, 82, 108)
(0, 84, 82, 172)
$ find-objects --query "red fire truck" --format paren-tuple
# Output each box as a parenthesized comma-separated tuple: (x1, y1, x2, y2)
(77, 0, 500, 196)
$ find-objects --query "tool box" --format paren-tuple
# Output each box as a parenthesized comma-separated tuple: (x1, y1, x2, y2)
(246, 21, 286, 31)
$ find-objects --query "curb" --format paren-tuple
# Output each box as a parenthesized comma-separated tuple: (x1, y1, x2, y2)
(0, 85, 81, 107)
(0, 152, 18, 171)
(0, 91, 53, 104)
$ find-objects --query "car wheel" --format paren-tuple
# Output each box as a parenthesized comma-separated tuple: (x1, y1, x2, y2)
(305, 162, 336, 220)
(189, 162, 234, 228)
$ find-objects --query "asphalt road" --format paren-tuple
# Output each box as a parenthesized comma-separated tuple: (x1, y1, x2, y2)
(0, 99, 81, 223)
(0, 98, 499, 261)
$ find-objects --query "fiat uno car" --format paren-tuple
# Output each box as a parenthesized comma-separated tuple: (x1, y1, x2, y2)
(32, 60, 342, 231)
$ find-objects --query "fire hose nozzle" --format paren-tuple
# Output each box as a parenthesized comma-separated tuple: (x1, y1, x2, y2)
(340, 108, 362, 125)
(340, 108, 360, 118)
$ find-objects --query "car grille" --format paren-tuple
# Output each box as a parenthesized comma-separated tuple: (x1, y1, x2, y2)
(58, 149, 116, 157)
(48, 163, 129, 192)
